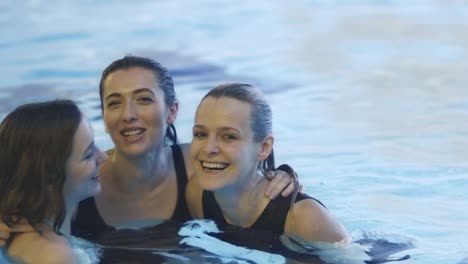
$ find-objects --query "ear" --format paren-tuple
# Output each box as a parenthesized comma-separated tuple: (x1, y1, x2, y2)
(257, 134, 274, 161)
(166, 100, 179, 125)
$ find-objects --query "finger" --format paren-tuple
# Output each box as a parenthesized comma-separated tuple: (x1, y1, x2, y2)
(267, 175, 292, 199)
(0, 219, 34, 233)
(264, 178, 279, 198)
(281, 181, 296, 197)
(11, 224, 35, 233)
(0, 230, 9, 246)
(9, 218, 34, 232)
(264, 170, 279, 196)
(264, 170, 274, 181)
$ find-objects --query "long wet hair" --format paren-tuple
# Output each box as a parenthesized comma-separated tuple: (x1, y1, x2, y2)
(99, 55, 178, 145)
(0, 100, 82, 234)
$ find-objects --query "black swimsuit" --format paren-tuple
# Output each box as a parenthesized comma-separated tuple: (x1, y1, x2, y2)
(202, 190, 325, 233)
(71, 144, 191, 239)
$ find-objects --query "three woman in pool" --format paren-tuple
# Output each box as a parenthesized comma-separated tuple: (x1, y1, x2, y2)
(0, 56, 296, 244)
(72, 55, 296, 237)
(187, 83, 349, 243)
(0, 100, 107, 263)
(1, 56, 348, 259)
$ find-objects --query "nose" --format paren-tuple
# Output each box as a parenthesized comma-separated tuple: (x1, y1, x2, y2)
(121, 101, 138, 122)
(203, 136, 219, 157)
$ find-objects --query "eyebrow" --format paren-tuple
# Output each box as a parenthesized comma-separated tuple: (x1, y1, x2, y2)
(193, 125, 241, 134)
(104, 87, 156, 101)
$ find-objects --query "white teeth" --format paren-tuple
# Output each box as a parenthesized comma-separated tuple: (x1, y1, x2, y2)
(122, 129, 143, 136)
(202, 161, 228, 170)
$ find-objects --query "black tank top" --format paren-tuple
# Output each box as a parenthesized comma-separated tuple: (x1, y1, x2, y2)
(71, 144, 191, 239)
(202, 190, 325, 233)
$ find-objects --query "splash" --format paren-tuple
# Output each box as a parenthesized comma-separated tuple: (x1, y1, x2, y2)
(179, 219, 286, 264)
(69, 236, 102, 264)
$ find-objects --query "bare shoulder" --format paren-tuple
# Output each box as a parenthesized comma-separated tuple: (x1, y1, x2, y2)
(8, 232, 76, 264)
(285, 198, 350, 243)
(185, 174, 204, 219)
(178, 143, 194, 179)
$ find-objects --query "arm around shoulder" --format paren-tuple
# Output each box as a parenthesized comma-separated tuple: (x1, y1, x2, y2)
(179, 143, 194, 179)
(185, 175, 204, 219)
(284, 199, 350, 244)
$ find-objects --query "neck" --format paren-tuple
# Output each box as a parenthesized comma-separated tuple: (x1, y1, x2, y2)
(61, 201, 77, 235)
(108, 146, 171, 195)
(213, 172, 270, 227)
(44, 199, 77, 236)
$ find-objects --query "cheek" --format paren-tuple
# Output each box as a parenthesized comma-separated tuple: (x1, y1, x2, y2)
(190, 141, 201, 156)
(67, 164, 91, 186)
(103, 112, 117, 126)
(65, 167, 81, 188)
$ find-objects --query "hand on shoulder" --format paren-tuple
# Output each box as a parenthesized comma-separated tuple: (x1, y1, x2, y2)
(185, 173, 204, 219)
(0, 219, 35, 246)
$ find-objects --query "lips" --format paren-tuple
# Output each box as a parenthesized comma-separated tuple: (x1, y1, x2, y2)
(121, 128, 145, 137)
(119, 127, 146, 143)
(201, 161, 230, 171)
(91, 174, 100, 181)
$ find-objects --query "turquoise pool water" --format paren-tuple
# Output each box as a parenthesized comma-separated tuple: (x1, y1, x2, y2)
(1, 0, 467, 263)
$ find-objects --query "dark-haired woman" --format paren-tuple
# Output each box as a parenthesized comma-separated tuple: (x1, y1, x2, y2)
(0, 100, 107, 263)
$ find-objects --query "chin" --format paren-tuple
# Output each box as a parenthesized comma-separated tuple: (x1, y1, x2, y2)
(83, 183, 101, 199)
(121, 143, 162, 157)
(197, 174, 231, 192)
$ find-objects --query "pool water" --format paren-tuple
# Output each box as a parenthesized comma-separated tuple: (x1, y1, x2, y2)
(1, 0, 468, 263)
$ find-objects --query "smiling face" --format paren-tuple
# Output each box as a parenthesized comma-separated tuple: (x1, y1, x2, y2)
(63, 117, 107, 204)
(190, 96, 272, 191)
(102, 67, 177, 156)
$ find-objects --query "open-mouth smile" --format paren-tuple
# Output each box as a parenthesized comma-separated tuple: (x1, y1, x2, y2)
(121, 128, 145, 137)
(201, 161, 230, 171)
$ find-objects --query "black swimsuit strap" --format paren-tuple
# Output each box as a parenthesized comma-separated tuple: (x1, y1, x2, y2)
(202, 191, 325, 233)
(71, 197, 115, 239)
(202, 190, 228, 227)
(170, 144, 191, 222)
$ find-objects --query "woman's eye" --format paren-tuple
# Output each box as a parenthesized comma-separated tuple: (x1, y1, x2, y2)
(106, 101, 120, 108)
(193, 131, 207, 138)
(138, 97, 154, 103)
(222, 134, 238, 141)
(84, 146, 97, 160)
(84, 152, 93, 160)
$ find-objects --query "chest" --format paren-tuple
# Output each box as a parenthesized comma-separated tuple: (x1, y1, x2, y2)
(95, 176, 179, 227)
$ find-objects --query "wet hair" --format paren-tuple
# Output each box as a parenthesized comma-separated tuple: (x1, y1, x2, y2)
(202, 83, 300, 209)
(0, 100, 82, 234)
(201, 83, 275, 173)
(99, 55, 177, 145)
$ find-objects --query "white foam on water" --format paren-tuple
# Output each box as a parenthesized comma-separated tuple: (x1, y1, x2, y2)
(179, 219, 286, 264)
(155, 252, 191, 262)
(69, 236, 102, 264)
(281, 234, 370, 264)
